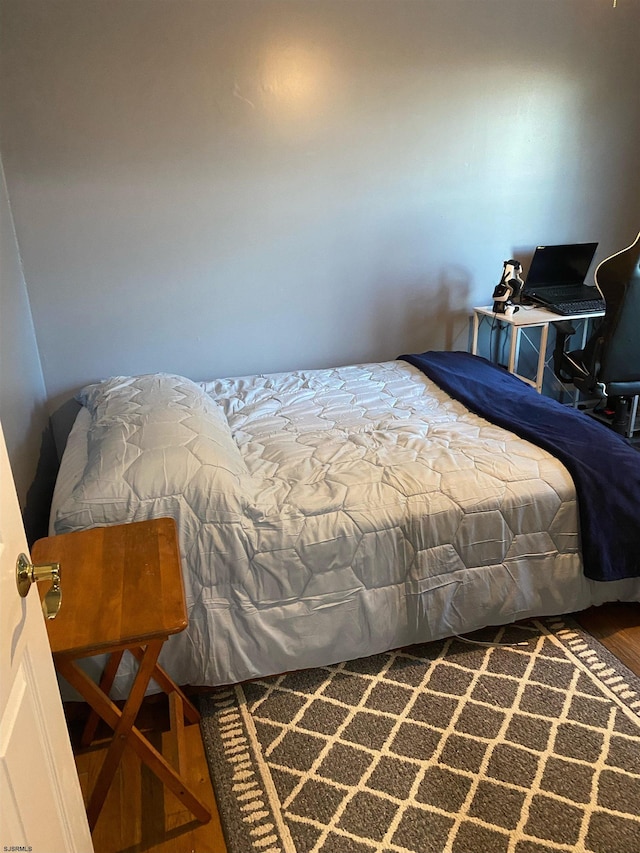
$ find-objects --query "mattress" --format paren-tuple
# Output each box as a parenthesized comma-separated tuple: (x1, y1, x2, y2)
(51, 362, 640, 694)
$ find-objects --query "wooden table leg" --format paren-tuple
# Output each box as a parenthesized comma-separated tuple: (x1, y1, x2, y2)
(128, 645, 201, 724)
(57, 653, 211, 829)
(89, 640, 164, 828)
(81, 649, 125, 747)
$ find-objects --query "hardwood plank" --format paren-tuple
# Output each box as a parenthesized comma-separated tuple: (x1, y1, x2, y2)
(575, 601, 640, 676)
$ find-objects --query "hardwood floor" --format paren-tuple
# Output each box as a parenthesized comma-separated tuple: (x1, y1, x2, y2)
(72, 602, 639, 853)
(71, 699, 227, 853)
(75, 726, 225, 852)
(575, 601, 640, 677)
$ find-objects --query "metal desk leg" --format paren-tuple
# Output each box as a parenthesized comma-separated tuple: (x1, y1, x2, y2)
(627, 395, 639, 438)
(471, 312, 480, 355)
(508, 325, 520, 375)
(536, 324, 550, 394)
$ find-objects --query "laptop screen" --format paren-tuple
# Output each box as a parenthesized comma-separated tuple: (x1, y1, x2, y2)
(525, 242, 598, 289)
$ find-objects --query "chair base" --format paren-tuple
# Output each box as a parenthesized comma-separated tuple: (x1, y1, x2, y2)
(582, 394, 639, 439)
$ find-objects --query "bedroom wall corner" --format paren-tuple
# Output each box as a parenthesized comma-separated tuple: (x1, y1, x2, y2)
(0, 155, 57, 543)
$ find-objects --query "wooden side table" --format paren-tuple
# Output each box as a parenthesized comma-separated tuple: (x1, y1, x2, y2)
(31, 517, 211, 831)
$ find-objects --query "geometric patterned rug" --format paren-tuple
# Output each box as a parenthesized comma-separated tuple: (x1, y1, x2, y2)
(199, 617, 640, 853)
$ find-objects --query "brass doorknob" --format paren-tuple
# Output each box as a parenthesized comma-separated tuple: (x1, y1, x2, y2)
(16, 554, 62, 619)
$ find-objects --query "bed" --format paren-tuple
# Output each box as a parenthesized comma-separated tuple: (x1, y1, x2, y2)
(50, 353, 640, 695)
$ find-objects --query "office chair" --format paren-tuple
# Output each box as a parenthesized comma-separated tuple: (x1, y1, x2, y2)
(553, 231, 640, 437)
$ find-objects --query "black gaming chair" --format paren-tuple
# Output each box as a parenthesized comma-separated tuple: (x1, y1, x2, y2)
(553, 231, 640, 437)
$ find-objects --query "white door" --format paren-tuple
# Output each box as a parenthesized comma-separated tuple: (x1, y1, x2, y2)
(0, 422, 93, 852)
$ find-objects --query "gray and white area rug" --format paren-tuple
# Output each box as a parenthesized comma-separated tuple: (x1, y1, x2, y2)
(199, 618, 640, 853)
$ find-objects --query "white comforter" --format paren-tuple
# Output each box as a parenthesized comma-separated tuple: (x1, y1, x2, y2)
(52, 363, 639, 691)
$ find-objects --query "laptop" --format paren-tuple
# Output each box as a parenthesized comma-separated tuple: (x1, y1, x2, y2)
(522, 242, 605, 316)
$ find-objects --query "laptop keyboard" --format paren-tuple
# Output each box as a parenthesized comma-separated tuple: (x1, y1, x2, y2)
(548, 299, 605, 315)
(539, 286, 587, 299)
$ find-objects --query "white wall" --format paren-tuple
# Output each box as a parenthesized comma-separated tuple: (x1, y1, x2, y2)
(0, 155, 50, 517)
(1, 0, 639, 415)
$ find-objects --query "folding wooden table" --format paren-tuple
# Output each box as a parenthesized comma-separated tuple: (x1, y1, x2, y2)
(32, 517, 211, 831)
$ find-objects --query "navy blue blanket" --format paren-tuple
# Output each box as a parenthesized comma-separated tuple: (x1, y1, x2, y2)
(399, 351, 640, 582)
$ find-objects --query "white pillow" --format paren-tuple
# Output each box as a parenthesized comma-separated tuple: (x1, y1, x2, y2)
(54, 373, 251, 532)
